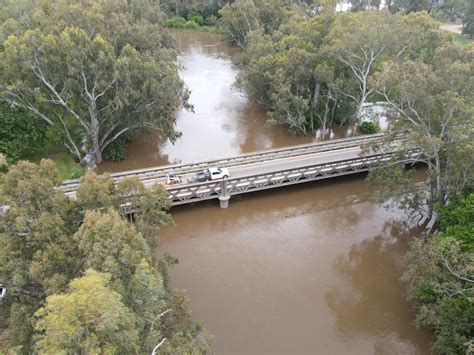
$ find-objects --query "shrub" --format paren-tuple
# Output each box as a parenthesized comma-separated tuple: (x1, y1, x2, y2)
(163, 16, 187, 28)
(359, 121, 379, 134)
(104, 134, 132, 163)
(187, 11, 204, 26)
(0, 103, 49, 163)
(164, 16, 200, 29)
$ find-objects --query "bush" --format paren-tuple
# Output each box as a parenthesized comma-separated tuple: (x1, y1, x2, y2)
(187, 11, 204, 26)
(183, 20, 200, 29)
(164, 16, 200, 29)
(0, 103, 49, 163)
(104, 134, 132, 163)
(359, 121, 379, 134)
(163, 16, 187, 28)
(203, 15, 218, 26)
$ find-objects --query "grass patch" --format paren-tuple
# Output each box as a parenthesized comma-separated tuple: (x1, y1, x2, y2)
(28, 152, 84, 181)
(452, 33, 472, 47)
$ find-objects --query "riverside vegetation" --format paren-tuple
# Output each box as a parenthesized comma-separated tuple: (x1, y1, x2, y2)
(0, 0, 189, 171)
(0, 0, 473, 354)
(0, 158, 210, 353)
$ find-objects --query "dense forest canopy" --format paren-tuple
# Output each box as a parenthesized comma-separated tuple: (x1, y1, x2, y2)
(0, 159, 210, 353)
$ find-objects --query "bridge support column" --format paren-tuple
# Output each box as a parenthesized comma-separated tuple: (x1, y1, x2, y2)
(219, 195, 230, 209)
(219, 178, 230, 208)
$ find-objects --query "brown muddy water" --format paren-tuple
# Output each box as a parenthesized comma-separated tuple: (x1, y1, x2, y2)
(102, 30, 431, 353)
(99, 30, 349, 173)
(158, 174, 431, 354)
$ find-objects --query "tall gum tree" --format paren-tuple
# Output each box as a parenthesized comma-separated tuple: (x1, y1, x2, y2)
(370, 44, 474, 218)
(0, 26, 187, 169)
(325, 11, 445, 122)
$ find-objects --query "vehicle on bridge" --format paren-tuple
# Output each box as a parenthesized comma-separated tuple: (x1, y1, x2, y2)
(166, 172, 182, 185)
(196, 167, 229, 182)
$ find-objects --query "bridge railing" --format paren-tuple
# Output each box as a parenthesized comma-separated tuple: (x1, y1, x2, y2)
(60, 134, 385, 193)
(165, 152, 397, 206)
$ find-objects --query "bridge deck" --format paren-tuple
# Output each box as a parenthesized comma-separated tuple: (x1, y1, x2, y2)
(60, 134, 398, 208)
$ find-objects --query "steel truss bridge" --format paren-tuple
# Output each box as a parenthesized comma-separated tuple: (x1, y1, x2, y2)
(61, 134, 407, 208)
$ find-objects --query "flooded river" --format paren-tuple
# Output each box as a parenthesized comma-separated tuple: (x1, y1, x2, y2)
(105, 30, 431, 353)
(99, 31, 348, 173)
(159, 178, 431, 354)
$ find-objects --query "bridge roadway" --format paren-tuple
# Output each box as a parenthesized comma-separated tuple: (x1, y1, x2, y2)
(61, 134, 397, 208)
(143, 146, 364, 188)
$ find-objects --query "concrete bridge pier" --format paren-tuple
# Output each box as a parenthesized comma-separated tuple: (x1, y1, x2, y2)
(219, 195, 230, 208)
(219, 179, 230, 208)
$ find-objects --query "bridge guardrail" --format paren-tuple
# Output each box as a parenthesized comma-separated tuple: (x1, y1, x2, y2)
(61, 134, 386, 192)
(165, 150, 419, 206)
(165, 152, 393, 205)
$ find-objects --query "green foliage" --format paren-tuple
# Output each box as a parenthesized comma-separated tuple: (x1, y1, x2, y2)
(0, 160, 210, 353)
(358, 121, 379, 134)
(401, 193, 474, 354)
(164, 16, 201, 29)
(0, 0, 187, 169)
(74, 209, 151, 289)
(0, 102, 49, 163)
(438, 193, 474, 250)
(218, 0, 299, 48)
(237, 10, 449, 134)
(402, 235, 474, 354)
(187, 10, 205, 25)
(104, 134, 132, 163)
(371, 44, 474, 216)
(35, 270, 139, 354)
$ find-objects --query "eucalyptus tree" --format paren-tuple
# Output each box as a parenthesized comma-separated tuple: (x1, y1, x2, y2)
(0, 0, 186, 169)
(401, 193, 474, 354)
(370, 44, 474, 217)
(218, 0, 301, 48)
(0, 160, 210, 352)
(218, 0, 260, 48)
(35, 270, 139, 354)
(326, 11, 446, 122)
(326, 12, 397, 121)
(236, 11, 354, 135)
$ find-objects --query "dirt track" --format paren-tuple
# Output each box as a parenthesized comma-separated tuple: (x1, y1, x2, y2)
(440, 22, 463, 34)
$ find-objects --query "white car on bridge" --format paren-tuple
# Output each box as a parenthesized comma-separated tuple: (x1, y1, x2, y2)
(196, 167, 230, 182)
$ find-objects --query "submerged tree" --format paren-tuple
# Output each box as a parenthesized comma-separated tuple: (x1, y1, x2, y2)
(218, 0, 301, 48)
(326, 11, 445, 122)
